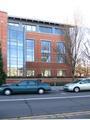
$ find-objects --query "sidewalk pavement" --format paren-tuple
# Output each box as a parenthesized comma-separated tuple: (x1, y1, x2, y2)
(51, 86, 63, 91)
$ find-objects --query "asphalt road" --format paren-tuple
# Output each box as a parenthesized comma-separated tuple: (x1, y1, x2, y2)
(0, 91, 90, 119)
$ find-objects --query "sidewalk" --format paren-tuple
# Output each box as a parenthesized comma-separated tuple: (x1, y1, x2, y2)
(51, 86, 63, 91)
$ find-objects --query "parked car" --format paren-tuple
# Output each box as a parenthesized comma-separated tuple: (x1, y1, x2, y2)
(63, 78, 90, 92)
(0, 80, 51, 95)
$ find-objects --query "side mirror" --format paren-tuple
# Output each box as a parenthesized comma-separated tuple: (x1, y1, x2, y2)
(79, 82, 82, 84)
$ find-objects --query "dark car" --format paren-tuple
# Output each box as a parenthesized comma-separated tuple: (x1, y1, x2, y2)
(0, 80, 51, 95)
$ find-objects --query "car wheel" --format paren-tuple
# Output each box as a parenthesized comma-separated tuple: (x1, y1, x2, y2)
(4, 89, 12, 95)
(38, 88, 45, 94)
(74, 87, 80, 93)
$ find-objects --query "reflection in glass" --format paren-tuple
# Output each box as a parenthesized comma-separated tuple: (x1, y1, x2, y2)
(57, 70, 66, 76)
(57, 42, 66, 63)
(57, 42, 65, 54)
(26, 40, 34, 62)
(26, 25, 36, 32)
(39, 26, 52, 34)
(26, 70, 35, 76)
(41, 69, 51, 77)
(57, 55, 65, 63)
(7, 25, 24, 76)
(55, 28, 64, 35)
(41, 41, 51, 62)
(10, 67, 17, 76)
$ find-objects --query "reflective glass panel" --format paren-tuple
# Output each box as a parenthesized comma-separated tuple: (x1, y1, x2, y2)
(41, 41, 51, 62)
(39, 26, 52, 33)
(55, 28, 64, 35)
(7, 25, 24, 76)
(57, 42, 65, 54)
(41, 69, 51, 77)
(26, 40, 34, 62)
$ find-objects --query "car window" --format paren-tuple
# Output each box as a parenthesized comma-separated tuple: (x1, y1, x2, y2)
(87, 80, 90, 83)
(28, 81, 36, 86)
(18, 81, 28, 86)
(80, 80, 88, 84)
(72, 80, 81, 83)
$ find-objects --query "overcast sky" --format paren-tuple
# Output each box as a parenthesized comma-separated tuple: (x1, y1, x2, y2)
(0, 0, 90, 27)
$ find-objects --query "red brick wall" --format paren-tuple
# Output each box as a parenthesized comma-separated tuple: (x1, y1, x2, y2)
(0, 11, 7, 72)
(26, 32, 72, 77)
(6, 77, 73, 84)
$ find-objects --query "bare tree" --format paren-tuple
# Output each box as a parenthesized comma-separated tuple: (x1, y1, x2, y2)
(83, 38, 90, 60)
(64, 20, 84, 78)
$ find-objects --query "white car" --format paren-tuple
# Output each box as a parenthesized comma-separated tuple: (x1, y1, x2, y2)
(63, 78, 90, 92)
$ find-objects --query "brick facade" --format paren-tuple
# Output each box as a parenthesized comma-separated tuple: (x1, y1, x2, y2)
(0, 11, 72, 83)
(26, 32, 72, 77)
(0, 11, 7, 72)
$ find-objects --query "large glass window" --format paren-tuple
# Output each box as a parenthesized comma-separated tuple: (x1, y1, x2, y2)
(57, 42, 65, 54)
(41, 69, 51, 77)
(26, 39, 34, 62)
(57, 55, 66, 63)
(39, 26, 52, 34)
(57, 42, 66, 63)
(8, 22, 19, 27)
(26, 70, 35, 77)
(7, 25, 24, 76)
(55, 28, 64, 35)
(57, 70, 66, 77)
(41, 41, 51, 62)
(26, 25, 36, 32)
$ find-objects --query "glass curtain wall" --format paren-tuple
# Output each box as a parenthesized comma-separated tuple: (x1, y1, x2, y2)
(7, 25, 24, 76)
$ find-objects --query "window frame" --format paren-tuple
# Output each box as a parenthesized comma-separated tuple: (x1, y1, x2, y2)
(41, 40, 51, 63)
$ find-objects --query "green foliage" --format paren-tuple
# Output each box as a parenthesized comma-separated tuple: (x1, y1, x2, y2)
(0, 45, 7, 85)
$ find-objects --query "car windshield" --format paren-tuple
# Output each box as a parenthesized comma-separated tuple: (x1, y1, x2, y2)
(72, 80, 81, 83)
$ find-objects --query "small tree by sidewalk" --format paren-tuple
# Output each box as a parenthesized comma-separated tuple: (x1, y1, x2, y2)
(0, 44, 7, 85)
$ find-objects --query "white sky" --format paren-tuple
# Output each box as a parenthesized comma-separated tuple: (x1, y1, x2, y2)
(0, 0, 90, 27)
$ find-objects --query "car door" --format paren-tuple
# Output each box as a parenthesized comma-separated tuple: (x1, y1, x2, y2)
(26, 81, 38, 93)
(14, 81, 28, 93)
(79, 80, 89, 90)
(86, 79, 90, 90)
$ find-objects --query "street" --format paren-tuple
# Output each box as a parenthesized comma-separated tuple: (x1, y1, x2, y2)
(0, 90, 90, 119)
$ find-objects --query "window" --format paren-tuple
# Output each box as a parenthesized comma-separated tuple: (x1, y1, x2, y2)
(41, 70, 51, 77)
(27, 70, 35, 76)
(10, 68, 17, 76)
(39, 26, 52, 34)
(26, 25, 36, 32)
(41, 41, 51, 62)
(57, 42, 66, 63)
(26, 39, 34, 62)
(18, 81, 28, 86)
(55, 28, 64, 35)
(87, 80, 90, 83)
(28, 81, 36, 85)
(57, 42, 65, 54)
(18, 68, 23, 76)
(7, 25, 24, 76)
(57, 70, 66, 77)
(8, 22, 19, 27)
(57, 55, 65, 63)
